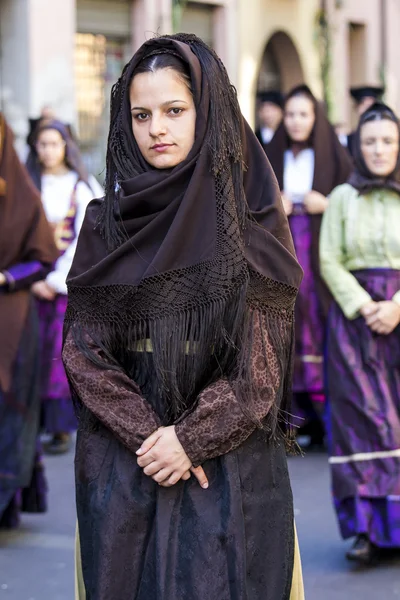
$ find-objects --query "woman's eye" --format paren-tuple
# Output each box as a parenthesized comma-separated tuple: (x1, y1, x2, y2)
(134, 113, 149, 121)
(169, 107, 183, 116)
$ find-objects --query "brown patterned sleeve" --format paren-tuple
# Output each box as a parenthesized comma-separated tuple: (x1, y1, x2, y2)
(175, 307, 289, 467)
(62, 331, 161, 454)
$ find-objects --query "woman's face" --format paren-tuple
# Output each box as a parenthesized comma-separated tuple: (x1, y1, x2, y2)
(284, 95, 315, 143)
(129, 68, 196, 169)
(360, 119, 399, 177)
(36, 129, 66, 170)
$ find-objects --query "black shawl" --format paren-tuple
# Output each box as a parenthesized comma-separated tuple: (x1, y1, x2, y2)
(64, 34, 303, 437)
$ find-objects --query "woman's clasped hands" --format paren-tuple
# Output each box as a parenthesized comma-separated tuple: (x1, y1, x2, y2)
(361, 300, 400, 335)
(136, 425, 209, 489)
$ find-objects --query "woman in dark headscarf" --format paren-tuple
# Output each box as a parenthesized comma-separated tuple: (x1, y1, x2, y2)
(266, 85, 352, 446)
(320, 103, 400, 564)
(0, 114, 57, 527)
(27, 120, 103, 454)
(62, 34, 304, 599)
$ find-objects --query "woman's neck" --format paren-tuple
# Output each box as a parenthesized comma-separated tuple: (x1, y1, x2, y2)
(290, 141, 309, 158)
(42, 164, 70, 176)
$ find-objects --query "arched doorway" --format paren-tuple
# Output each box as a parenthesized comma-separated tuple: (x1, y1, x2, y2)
(257, 31, 304, 95)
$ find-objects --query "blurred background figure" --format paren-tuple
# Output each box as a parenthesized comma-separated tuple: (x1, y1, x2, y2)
(255, 90, 283, 147)
(26, 106, 76, 164)
(321, 103, 400, 565)
(347, 86, 385, 156)
(334, 122, 349, 147)
(26, 120, 103, 455)
(266, 85, 352, 448)
(27, 106, 56, 151)
(0, 114, 57, 528)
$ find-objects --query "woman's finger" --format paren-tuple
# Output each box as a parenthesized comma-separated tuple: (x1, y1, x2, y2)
(159, 468, 192, 488)
(369, 319, 383, 332)
(152, 468, 172, 483)
(190, 466, 209, 489)
(365, 313, 381, 326)
(143, 461, 162, 477)
(137, 453, 155, 468)
(136, 428, 164, 456)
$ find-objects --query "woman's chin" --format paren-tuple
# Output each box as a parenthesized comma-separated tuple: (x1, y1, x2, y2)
(148, 156, 182, 170)
(369, 167, 393, 178)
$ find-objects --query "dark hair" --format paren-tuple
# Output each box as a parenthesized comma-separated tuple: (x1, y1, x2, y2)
(26, 119, 91, 192)
(284, 84, 316, 111)
(360, 102, 399, 127)
(133, 52, 192, 93)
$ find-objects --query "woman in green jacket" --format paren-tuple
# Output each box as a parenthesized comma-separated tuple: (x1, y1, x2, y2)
(320, 102, 400, 564)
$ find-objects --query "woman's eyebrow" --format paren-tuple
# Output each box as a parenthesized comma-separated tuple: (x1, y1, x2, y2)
(161, 99, 189, 106)
(131, 100, 189, 112)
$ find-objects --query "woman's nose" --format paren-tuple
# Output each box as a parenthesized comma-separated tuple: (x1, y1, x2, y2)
(149, 114, 167, 137)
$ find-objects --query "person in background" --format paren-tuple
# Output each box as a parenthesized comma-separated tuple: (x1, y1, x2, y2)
(0, 114, 57, 528)
(347, 86, 384, 156)
(27, 106, 56, 150)
(26, 106, 76, 155)
(27, 120, 103, 455)
(266, 85, 352, 447)
(320, 103, 400, 564)
(255, 90, 284, 147)
(334, 122, 349, 147)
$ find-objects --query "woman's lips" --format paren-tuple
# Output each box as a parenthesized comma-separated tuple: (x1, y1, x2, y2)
(151, 144, 173, 152)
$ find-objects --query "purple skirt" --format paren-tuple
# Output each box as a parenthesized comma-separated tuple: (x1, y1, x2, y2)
(37, 295, 76, 433)
(326, 269, 400, 547)
(289, 214, 325, 394)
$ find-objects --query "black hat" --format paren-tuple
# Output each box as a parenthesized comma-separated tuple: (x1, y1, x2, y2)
(350, 86, 384, 104)
(257, 90, 284, 108)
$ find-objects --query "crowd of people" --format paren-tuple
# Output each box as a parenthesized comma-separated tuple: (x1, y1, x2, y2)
(258, 83, 400, 564)
(0, 31, 399, 598)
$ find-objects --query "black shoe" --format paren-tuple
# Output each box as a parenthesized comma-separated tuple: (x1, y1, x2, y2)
(44, 434, 71, 455)
(346, 535, 379, 564)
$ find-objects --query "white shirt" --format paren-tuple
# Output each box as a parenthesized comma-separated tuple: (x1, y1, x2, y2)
(41, 171, 103, 294)
(260, 126, 274, 145)
(283, 148, 315, 203)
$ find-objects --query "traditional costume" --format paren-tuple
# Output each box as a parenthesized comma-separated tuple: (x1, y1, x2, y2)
(266, 85, 352, 441)
(62, 34, 304, 599)
(27, 120, 103, 452)
(321, 103, 400, 555)
(0, 114, 57, 527)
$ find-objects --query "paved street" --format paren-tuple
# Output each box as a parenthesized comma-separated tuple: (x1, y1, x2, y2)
(1, 446, 400, 599)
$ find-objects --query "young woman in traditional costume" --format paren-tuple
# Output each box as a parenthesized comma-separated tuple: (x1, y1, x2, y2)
(27, 120, 103, 454)
(266, 85, 352, 447)
(321, 103, 400, 564)
(63, 34, 304, 599)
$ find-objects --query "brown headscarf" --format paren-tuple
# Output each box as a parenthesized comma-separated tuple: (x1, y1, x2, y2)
(266, 85, 352, 314)
(0, 114, 57, 392)
(348, 102, 400, 195)
(64, 34, 303, 436)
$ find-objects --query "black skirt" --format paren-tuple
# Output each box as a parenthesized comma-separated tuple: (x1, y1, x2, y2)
(76, 425, 294, 600)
